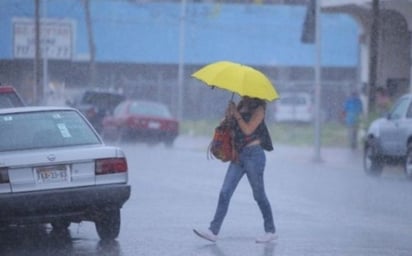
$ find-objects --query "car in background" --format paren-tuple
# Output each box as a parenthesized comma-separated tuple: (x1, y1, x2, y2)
(273, 92, 313, 123)
(363, 93, 412, 178)
(0, 84, 25, 108)
(102, 100, 179, 147)
(67, 89, 125, 133)
(0, 106, 130, 240)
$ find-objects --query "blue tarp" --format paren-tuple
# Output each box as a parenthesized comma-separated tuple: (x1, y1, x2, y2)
(0, 0, 358, 67)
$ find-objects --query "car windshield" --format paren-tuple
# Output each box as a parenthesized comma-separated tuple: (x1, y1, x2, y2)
(0, 110, 101, 152)
(129, 101, 172, 118)
(279, 96, 308, 106)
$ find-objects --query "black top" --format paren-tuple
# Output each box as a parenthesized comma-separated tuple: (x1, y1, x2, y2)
(233, 112, 274, 153)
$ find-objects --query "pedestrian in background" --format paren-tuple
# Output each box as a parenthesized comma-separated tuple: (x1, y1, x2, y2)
(375, 87, 391, 116)
(342, 90, 363, 149)
(193, 96, 276, 243)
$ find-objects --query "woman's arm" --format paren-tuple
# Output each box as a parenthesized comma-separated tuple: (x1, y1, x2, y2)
(232, 105, 265, 135)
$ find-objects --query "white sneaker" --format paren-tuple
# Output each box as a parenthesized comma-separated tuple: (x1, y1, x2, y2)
(255, 232, 277, 243)
(193, 228, 218, 242)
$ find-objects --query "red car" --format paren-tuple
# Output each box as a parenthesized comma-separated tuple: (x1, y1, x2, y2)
(0, 84, 25, 108)
(102, 100, 179, 146)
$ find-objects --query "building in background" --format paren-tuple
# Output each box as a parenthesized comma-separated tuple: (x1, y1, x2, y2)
(0, 0, 359, 120)
(323, 0, 412, 113)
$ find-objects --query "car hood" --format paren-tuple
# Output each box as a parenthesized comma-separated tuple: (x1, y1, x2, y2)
(367, 117, 387, 137)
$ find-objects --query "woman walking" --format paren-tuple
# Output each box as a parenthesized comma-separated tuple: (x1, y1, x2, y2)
(194, 96, 276, 243)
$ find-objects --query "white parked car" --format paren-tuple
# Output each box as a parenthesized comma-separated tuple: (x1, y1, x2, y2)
(0, 106, 130, 240)
(274, 92, 313, 123)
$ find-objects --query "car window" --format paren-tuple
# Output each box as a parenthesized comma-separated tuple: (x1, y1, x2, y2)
(279, 96, 308, 106)
(0, 110, 101, 152)
(114, 102, 128, 116)
(81, 91, 125, 111)
(0, 92, 24, 108)
(406, 101, 412, 118)
(389, 97, 410, 120)
(129, 102, 172, 118)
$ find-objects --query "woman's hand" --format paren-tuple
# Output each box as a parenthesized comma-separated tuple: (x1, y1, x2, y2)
(225, 101, 237, 118)
(237, 105, 265, 136)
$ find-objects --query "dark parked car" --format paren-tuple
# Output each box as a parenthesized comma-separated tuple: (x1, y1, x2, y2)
(363, 93, 412, 178)
(0, 84, 25, 108)
(67, 89, 125, 133)
(102, 100, 179, 146)
(0, 106, 130, 240)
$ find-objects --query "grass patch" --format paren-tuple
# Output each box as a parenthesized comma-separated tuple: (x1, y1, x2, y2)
(181, 120, 349, 147)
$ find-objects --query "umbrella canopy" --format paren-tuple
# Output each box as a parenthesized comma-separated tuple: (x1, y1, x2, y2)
(191, 61, 279, 101)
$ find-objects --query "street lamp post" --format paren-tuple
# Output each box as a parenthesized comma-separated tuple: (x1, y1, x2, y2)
(177, 0, 186, 121)
(313, 0, 322, 162)
(42, 0, 49, 105)
(34, 0, 41, 104)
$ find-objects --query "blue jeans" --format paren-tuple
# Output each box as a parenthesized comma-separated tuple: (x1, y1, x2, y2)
(209, 145, 275, 235)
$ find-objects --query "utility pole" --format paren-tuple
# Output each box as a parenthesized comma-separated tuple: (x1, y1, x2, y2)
(42, 0, 48, 105)
(84, 0, 96, 87)
(368, 0, 380, 114)
(34, 0, 41, 103)
(313, 0, 322, 162)
(301, 0, 322, 162)
(177, 0, 186, 121)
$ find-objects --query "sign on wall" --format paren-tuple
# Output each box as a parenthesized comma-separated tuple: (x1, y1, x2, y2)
(13, 18, 74, 60)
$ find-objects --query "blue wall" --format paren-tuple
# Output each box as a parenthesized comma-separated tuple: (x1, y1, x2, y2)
(0, 0, 358, 67)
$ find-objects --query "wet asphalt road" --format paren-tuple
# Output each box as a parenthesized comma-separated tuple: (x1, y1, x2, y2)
(1, 135, 412, 256)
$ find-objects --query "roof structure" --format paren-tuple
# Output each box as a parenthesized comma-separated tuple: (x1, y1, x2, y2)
(0, 0, 358, 67)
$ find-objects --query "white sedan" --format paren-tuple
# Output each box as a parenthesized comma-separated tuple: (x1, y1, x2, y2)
(0, 106, 131, 240)
(273, 92, 314, 123)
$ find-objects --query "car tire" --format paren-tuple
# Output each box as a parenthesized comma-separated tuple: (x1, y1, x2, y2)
(116, 128, 128, 143)
(95, 208, 121, 240)
(101, 131, 109, 142)
(51, 220, 71, 231)
(164, 138, 175, 148)
(363, 142, 383, 176)
(101, 126, 122, 143)
(404, 144, 412, 179)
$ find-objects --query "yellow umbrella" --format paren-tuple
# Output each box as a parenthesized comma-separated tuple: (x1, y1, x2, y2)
(192, 60, 279, 101)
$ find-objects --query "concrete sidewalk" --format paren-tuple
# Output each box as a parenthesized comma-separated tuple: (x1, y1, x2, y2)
(175, 135, 363, 170)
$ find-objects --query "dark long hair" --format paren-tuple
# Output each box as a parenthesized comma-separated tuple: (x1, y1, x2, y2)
(237, 97, 266, 111)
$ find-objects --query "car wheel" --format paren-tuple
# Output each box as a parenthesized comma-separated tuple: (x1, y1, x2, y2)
(101, 127, 119, 142)
(114, 128, 124, 143)
(363, 142, 383, 176)
(51, 220, 71, 231)
(116, 128, 130, 143)
(404, 144, 412, 179)
(95, 208, 121, 240)
(164, 138, 175, 148)
(101, 128, 112, 142)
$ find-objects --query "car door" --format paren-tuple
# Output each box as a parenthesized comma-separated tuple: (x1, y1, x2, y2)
(396, 97, 412, 155)
(379, 96, 411, 156)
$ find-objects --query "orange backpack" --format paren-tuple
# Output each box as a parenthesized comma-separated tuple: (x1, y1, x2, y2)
(208, 120, 237, 162)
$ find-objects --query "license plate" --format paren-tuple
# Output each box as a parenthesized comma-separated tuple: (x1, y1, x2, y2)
(36, 165, 70, 184)
(148, 121, 160, 129)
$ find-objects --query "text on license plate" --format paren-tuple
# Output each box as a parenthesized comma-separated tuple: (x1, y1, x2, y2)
(36, 165, 70, 183)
